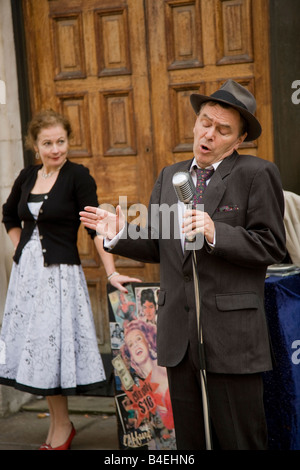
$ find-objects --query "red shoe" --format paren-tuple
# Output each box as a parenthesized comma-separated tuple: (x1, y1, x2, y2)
(41, 423, 76, 450)
(39, 443, 51, 450)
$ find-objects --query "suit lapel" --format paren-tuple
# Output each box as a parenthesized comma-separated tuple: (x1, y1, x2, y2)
(202, 151, 239, 216)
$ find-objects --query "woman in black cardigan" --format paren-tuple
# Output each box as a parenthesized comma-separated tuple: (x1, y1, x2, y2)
(0, 109, 140, 450)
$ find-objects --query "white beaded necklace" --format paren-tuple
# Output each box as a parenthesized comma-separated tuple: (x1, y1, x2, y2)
(41, 159, 67, 179)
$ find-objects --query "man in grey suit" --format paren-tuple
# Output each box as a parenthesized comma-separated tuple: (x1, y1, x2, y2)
(80, 80, 286, 450)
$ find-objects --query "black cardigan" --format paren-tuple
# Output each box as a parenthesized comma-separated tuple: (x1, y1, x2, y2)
(2, 160, 98, 266)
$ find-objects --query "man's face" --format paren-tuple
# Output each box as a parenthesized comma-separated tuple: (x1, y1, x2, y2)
(193, 102, 247, 168)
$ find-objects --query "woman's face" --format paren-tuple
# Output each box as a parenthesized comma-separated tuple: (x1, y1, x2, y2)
(126, 329, 149, 365)
(34, 125, 69, 171)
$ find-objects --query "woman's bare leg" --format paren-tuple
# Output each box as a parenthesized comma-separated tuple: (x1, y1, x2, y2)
(46, 395, 72, 448)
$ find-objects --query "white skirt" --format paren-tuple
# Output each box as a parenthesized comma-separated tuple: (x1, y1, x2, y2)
(0, 228, 106, 395)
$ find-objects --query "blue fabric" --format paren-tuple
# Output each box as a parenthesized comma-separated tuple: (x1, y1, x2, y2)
(263, 274, 300, 450)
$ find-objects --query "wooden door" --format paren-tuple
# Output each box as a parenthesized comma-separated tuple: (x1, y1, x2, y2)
(22, 0, 273, 353)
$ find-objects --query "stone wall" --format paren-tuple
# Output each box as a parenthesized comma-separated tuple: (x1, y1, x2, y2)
(0, 0, 31, 416)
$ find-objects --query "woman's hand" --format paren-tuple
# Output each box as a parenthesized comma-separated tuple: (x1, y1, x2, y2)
(108, 273, 142, 294)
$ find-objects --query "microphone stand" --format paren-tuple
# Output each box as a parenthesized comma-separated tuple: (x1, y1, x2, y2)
(173, 172, 212, 449)
(189, 240, 213, 450)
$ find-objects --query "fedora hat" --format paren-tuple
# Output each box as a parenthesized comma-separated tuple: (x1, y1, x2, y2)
(190, 79, 261, 141)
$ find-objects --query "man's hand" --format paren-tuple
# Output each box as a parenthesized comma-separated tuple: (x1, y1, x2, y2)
(183, 209, 215, 245)
(80, 205, 125, 240)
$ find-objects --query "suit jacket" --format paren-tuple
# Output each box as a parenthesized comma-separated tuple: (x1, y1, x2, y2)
(110, 151, 286, 374)
(2, 160, 97, 266)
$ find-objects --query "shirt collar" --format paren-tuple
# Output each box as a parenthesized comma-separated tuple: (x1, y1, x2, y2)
(190, 158, 223, 172)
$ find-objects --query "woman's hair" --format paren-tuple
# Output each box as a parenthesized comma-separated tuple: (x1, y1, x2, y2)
(120, 319, 157, 369)
(25, 109, 72, 150)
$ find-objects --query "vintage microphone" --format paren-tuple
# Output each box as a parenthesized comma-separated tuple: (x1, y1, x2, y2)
(172, 171, 213, 450)
(172, 171, 196, 243)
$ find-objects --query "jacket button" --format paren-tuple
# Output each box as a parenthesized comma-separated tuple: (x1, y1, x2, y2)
(39, 235, 43, 240)
(183, 275, 191, 282)
(42, 248, 47, 253)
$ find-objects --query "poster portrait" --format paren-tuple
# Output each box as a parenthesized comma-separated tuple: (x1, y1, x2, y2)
(107, 283, 176, 450)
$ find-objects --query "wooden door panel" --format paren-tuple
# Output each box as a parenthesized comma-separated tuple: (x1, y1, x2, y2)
(165, 0, 204, 70)
(100, 89, 136, 156)
(22, 0, 273, 353)
(51, 12, 86, 80)
(215, 0, 254, 65)
(95, 6, 131, 76)
(59, 94, 92, 158)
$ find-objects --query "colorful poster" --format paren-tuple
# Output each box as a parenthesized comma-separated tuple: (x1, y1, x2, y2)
(107, 283, 176, 450)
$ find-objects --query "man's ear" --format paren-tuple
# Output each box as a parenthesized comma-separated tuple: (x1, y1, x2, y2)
(235, 132, 247, 149)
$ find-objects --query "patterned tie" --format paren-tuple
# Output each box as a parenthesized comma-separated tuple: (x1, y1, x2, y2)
(193, 167, 214, 207)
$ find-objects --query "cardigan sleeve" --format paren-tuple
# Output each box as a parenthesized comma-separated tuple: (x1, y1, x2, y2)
(2, 167, 30, 232)
(73, 164, 99, 239)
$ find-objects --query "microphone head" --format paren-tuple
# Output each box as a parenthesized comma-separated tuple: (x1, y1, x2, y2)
(172, 171, 195, 204)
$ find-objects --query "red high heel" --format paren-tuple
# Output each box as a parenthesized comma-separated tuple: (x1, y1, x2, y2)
(39, 442, 50, 450)
(40, 423, 76, 450)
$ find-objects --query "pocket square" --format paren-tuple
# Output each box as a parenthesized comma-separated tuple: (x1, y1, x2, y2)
(216, 205, 239, 213)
